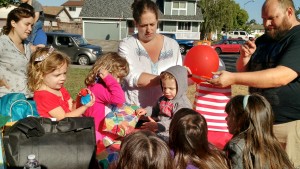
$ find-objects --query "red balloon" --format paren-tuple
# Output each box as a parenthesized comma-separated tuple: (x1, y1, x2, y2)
(184, 45, 219, 83)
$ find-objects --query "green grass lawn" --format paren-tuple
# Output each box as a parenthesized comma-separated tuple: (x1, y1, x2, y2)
(65, 67, 90, 99)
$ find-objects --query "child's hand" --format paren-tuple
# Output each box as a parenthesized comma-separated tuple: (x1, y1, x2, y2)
(135, 108, 147, 117)
(78, 88, 92, 105)
(98, 68, 109, 79)
(140, 116, 158, 132)
(79, 88, 88, 96)
(83, 89, 95, 108)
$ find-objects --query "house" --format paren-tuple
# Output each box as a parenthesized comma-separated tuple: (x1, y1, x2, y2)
(0, 5, 17, 29)
(43, 6, 72, 26)
(249, 24, 265, 37)
(43, 6, 72, 23)
(80, 0, 204, 40)
(61, 0, 85, 22)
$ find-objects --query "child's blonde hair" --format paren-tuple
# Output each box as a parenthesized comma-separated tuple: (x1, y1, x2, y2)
(160, 71, 175, 81)
(85, 52, 129, 86)
(27, 47, 70, 92)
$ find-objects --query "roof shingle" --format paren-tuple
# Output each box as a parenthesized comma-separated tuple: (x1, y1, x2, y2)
(80, 0, 203, 22)
(61, 1, 85, 7)
(43, 6, 64, 16)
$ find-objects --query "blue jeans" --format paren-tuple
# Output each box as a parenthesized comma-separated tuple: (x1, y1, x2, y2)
(28, 20, 43, 43)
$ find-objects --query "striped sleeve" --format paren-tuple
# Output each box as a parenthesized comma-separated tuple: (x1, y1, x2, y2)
(194, 83, 231, 132)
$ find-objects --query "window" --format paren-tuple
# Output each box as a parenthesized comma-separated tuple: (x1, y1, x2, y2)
(238, 40, 246, 44)
(240, 32, 246, 35)
(178, 22, 191, 31)
(69, 7, 76, 11)
(57, 36, 71, 46)
(231, 40, 238, 44)
(46, 35, 53, 45)
(173, 1, 186, 9)
(172, 1, 187, 15)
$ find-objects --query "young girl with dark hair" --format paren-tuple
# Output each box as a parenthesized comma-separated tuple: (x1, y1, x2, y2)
(169, 108, 230, 169)
(116, 130, 174, 169)
(225, 94, 294, 169)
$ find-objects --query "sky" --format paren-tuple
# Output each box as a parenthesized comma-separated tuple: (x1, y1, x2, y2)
(39, 0, 300, 24)
(235, 0, 300, 24)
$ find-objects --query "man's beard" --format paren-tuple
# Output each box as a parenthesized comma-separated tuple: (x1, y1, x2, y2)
(265, 16, 292, 41)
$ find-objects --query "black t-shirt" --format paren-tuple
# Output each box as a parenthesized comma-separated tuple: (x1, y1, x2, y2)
(248, 25, 300, 124)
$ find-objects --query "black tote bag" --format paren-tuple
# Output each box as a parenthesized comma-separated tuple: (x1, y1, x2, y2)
(3, 117, 98, 169)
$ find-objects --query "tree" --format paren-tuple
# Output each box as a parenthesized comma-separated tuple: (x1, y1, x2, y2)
(198, 0, 248, 40)
(249, 19, 257, 24)
(296, 7, 300, 19)
(0, 0, 18, 8)
(236, 9, 248, 27)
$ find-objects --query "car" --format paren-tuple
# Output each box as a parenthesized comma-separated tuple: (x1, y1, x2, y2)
(226, 31, 255, 40)
(46, 32, 102, 65)
(160, 33, 195, 54)
(211, 38, 246, 54)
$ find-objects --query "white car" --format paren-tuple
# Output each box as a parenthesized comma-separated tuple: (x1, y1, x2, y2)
(227, 31, 255, 40)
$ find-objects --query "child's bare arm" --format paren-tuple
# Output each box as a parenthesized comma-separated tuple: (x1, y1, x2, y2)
(49, 93, 95, 121)
(73, 88, 94, 109)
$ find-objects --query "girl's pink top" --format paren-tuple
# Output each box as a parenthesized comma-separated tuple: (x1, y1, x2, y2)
(84, 74, 125, 142)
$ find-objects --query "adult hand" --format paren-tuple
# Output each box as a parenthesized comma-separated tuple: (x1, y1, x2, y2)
(184, 66, 195, 85)
(237, 39, 256, 72)
(240, 39, 256, 59)
(207, 70, 235, 88)
(184, 66, 192, 75)
(0, 78, 10, 89)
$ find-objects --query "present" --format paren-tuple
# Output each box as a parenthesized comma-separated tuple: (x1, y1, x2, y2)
(97, 142, 120, 169)
(102, 103, 139, 137)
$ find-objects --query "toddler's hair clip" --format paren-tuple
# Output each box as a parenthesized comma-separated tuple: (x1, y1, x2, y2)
(35, 46, 55, 62)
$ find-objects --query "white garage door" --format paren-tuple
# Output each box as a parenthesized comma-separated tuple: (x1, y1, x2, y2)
(84, 22, 120, 40)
